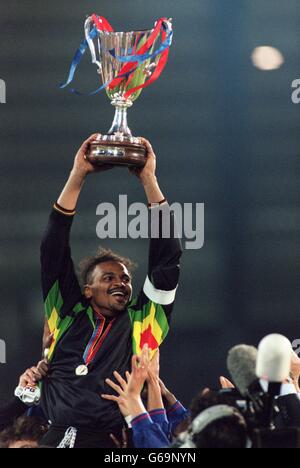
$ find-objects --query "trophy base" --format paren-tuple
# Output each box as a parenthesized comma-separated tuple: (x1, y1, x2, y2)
(87, 137, 147, 168)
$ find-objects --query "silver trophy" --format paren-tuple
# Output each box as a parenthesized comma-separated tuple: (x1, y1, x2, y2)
(83, 16, 173, 168)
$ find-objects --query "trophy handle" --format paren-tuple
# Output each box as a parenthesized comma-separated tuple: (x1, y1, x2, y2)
(162, 18, 173, 35)
(84, 17, 102, 73)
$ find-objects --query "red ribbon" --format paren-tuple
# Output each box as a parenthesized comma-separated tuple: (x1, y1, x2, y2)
(124, 29, 169, 99)
(111, 19, 169, 97)
(91, 14, 114, 32)
(90, 15, 171, 99)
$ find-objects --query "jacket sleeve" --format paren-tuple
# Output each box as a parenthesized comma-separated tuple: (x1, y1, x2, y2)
(40, 203, 83, 322)
(131, 413, 171, 449)
(166, 401, 190, 434)
(129, 203, 183, 354)
(148, 408, 171, 440)
(145, 202, 183, 316)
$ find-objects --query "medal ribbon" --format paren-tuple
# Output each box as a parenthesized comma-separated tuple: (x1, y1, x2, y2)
(83, 317, 115, 368)
(60, 15, 172, 97)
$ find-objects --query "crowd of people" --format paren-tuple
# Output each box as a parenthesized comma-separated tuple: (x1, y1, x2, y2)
(1, 337, 300, 449)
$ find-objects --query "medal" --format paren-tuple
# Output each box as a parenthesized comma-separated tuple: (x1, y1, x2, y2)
(75, 365, 89, 376)
(77, 316, 115, 376)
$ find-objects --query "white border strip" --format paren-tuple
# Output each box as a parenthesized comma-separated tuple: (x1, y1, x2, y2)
(143, 276, 178, 305)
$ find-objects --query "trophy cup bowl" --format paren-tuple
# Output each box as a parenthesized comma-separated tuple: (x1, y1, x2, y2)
(82, 17, 173, 168)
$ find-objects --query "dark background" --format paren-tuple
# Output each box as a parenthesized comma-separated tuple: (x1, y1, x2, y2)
(1, 0, 300, 408)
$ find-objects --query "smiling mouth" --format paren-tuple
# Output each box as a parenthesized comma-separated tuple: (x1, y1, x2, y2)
(109, 291, 128, 300)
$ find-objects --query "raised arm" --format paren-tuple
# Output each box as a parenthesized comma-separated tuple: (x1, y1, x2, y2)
(137, 138, 182, 298)
(57, 133, 113, 211)
(130, 137, 166, 205)
(131, 139, 182, 330)
(40, 134, 113, 323)
(129, 139, 183, 355)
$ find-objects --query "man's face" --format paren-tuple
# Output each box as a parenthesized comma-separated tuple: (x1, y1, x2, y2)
(84, 261, 133, 317)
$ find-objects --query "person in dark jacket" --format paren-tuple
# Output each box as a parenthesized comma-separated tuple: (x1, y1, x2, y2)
(40, 135, 183, 448)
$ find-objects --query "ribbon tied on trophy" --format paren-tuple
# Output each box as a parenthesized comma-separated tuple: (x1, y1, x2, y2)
(60, 14, 173, 168)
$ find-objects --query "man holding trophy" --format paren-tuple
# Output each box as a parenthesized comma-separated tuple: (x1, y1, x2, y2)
(39, 15, 182, 448)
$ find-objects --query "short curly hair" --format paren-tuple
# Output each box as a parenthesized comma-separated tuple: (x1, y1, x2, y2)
(0, 416, 48, 448)
(79, 247, 137, 286)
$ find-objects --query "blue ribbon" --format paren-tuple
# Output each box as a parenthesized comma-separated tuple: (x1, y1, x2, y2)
(59, 27, 98, 89)
(60, 25, 172, 96)
(68, 65, 139, 96)
(110, 30, 173, 64)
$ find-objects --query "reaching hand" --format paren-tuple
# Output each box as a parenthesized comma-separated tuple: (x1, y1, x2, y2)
(129, 138, 157, 185)
(147, 349, 160, 382)
(159, 378, 171, 398)
(19, 360, 49, 388)
(102, 346, 151, 422)
(19, 328, 51, 389)
(220, 376, 235, 389)
(101, 370, 131, 418)
(73, 134, 114, 179)
(127, 345, 151, 397)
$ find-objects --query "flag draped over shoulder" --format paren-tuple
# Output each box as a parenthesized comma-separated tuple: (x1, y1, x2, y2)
(128, 298, 170, 358)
